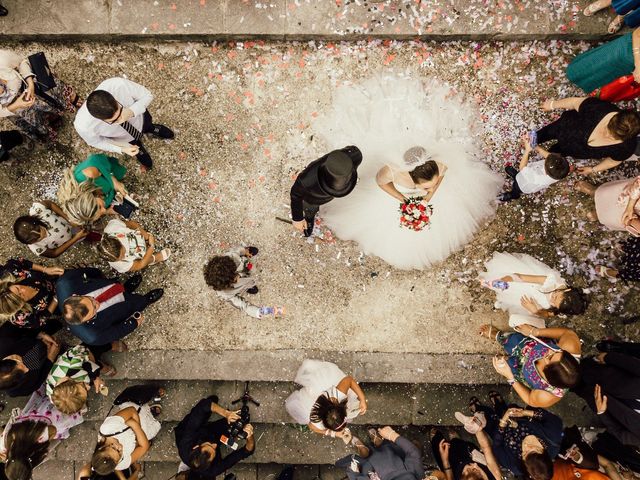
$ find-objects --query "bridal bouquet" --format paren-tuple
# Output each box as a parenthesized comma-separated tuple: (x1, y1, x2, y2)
(399, 197, 433, 231)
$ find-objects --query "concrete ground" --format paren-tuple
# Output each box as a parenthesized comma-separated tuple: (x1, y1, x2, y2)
(0, 38, 639, 354)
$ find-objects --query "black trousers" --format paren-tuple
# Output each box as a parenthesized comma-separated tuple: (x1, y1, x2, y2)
(505, 165, 523, 199)
(129, 110, 154, 167)
(0, 130, 23, 161)
(302, 201, 320, 237)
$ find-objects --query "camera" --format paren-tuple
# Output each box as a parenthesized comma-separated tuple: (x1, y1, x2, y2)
(220, 382, 260, 450)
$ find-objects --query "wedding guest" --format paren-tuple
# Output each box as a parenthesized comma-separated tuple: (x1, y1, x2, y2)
(290, 146, 362, 236)
(479, 324, 582, 407)
(0, 130, 22, 161)
(72, 153, 129, 209)
(499, 135, 570, 202)
(0, 258, 64, 330)
(455, 395, 563, 478)
(551, 459, 611, 480)
(285, 359, 367, 438)
(57, 171, 116, 227)
(567, 26, 640, 92)
(13, 200, 87, 258)
(84, 385, 163, 477)
(0, 322, 60, 397)
(430, 428, 501, 480)
(571, 352, 640, 447)
(98, 219, 170, 273)
(335, 426, 422, 480)
(0, 4, 6, 16)
(74, 77, 174, 169)
(531, 97, 640, 174)
(595, 236, 640, 280)
(480, 252, 587, 329)
(46, 344, 107, 415)
(575, 175, 640, 235)
(203, 245, 261, 318)
(174, 395, 255, 479)
(583, 0, 640, 33)
(0, 49, 81, 141)
(56, 268, 164, 346)
(557, 426, 626, 480)
(0, 385, 86, 479)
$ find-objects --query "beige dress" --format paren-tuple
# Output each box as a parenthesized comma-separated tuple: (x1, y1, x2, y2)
(595, 176, 640, 231)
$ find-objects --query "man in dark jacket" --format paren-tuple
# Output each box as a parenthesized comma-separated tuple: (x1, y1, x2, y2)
(336, 426, 424, 480)
(175, 395, 255, 479)
(290, 146, 362, 236)
(56, 267, 163, 346)
(0, 322, 60, 397)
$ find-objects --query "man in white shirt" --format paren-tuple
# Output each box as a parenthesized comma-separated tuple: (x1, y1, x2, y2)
(74, 77, 174, 169)
(499, 136, 570, 202)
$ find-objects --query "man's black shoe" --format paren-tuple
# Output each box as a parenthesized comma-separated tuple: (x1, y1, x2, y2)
(505, 166, 519, 180)
(145, 288, 164, 304)
(246, 246, 259, 256)
(150, 124, 175, 139)
(498, 192, 514, 202)
(246, 286, 259, 295)
(124, 274, 143, 293)
(136, 143, 153, 169)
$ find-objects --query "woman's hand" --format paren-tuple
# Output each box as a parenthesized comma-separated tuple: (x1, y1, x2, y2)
(514, 324, 538, 337)
(492, 355, 515, 380)
(379, 426, 400, 442)
(93, 376, 106, 394)
(504, 407, 527, 418)
(43, 266, 65, 276)
(112, 177, 128, 196)
(438, 438, 451, 461)
(542, 99, 555, 111)
(359, 398, 367, 415)
(595, 384, 608, 414)
(595, 352, 607, 364)
(225, 409, 241, 423)
(10, 91, 36, 111)
(24, 78, 36, 102)
(521, 295, 542, 315)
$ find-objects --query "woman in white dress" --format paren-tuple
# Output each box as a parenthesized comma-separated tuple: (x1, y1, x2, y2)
(312, 74, 502, 269)
(480, 252, 587, 328)
(83, 387, 163, 478)
(285, 360, 367, 439)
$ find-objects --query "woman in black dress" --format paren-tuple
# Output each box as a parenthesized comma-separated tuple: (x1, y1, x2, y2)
(431, 428, 502, 480)
(596, 236, 640, 281)
(0, 258, 63, 330)
(532, 97, 640, 174)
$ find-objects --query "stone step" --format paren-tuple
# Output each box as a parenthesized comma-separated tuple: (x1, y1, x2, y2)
(0, 0, 623, 41)
(0, 380, 597, 427)
(32, 460, 349, 480)
(90, 349, 501, 384)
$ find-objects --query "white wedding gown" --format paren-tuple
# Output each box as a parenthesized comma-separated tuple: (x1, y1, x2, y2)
(313, 74, 502, 269)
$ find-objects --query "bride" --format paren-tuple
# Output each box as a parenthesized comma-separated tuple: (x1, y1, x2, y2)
(313, 74, 502, 269)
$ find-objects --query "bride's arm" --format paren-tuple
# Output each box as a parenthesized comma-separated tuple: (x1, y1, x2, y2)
(376, 166, 406, 202)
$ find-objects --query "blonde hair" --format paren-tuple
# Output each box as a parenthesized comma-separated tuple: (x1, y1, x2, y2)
(0, 273, 30, 321)
(50, 380, 88, 414)
(57, 168, 103, 227)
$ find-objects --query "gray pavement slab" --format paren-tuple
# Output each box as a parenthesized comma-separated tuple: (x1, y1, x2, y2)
(32, 461, 76, 480)
(0, 0, 624, 40)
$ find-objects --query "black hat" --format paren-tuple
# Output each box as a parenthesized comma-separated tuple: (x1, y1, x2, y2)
(318, 150, 359, 197)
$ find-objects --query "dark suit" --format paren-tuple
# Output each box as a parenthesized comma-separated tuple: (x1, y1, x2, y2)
(56, 268, 147, 346)
(289, 146, 362, 234)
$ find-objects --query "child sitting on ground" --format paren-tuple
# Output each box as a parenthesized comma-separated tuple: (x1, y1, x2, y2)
(204, 245, 268, 319)
(97, 218, 170, 273)
(499, 135, 570, 202)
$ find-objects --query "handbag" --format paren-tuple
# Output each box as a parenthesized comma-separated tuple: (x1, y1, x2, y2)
(594, 75, 640, 102)
(27, 51, 64, 110)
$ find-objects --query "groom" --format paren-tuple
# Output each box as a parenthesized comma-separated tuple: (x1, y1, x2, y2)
(290, 146, 362, 237)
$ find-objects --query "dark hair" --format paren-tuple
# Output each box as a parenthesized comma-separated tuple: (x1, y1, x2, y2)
(203, 256, 238, 291)
(0, 359, 23, 390)
(91, 441, 118, 476)
(409, 160, 439, 184)
(523, 452, 554, 480)
(13, 216, 47, 245)
(608, 110, 640, 141)
(62, 297, 90, 325)
(544, 154, 570, 180)
(460, 468, 486, 480)
(542, 288, 587, 317)
(310, 395, 348, 431)
(543, 351, 580, 388)
(4, 421, 50, 480)
(86, 90, 119, 120)
(189, 446, 214, 472)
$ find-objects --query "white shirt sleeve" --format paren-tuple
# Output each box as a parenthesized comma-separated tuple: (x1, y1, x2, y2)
(119, 78, 153, 117)
(74, 115, 123, 154)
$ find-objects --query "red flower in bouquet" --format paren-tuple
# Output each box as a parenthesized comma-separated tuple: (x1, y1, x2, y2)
(399, 197, 433, 232)
(246, 262, 253, 271)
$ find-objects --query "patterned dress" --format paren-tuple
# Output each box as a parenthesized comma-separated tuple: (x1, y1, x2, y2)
(46, 345, 100, 399)
(27, 201, 73, 256)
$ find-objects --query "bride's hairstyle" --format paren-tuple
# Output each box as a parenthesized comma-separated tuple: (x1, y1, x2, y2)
(310, 395, 348, 431)
(409, 161, 439, 184)
(540, 288, 588, 318)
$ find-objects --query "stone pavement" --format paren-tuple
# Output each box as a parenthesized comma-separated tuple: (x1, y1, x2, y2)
(0, 0, 626, 40)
